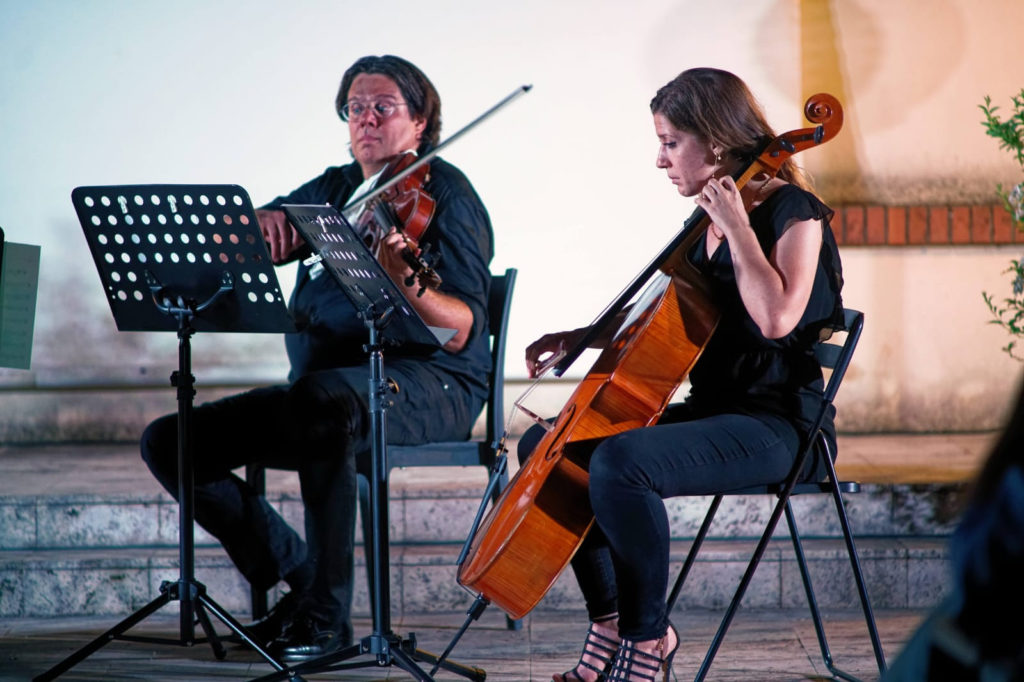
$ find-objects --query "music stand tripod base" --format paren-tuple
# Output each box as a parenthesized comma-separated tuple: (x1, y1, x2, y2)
(34, 184, 299, 681)
(245, 204, 485, 681)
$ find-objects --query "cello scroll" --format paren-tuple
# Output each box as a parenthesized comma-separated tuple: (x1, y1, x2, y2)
(756, 93, 843, 175)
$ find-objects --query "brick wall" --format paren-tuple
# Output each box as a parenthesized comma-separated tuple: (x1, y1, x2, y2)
(831, 203, 1022, 246)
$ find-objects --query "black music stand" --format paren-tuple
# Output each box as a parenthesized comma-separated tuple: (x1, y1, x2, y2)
(246, 204, 484, 682)
(35, 184, 298, 681)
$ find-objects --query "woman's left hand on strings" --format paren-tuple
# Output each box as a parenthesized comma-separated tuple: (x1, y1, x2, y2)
(694, 176, 749, 239)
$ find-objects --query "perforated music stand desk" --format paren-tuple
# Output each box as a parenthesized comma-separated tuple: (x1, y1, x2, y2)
(35, 184, 297, 681)
(285, 203, 454, 348)
(246, 203, 481, 682)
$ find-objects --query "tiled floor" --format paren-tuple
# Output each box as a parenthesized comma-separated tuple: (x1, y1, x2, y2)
(4, 605, 922, 681)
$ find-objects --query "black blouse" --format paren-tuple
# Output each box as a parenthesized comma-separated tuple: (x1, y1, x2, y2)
(686, 184, 844, 441)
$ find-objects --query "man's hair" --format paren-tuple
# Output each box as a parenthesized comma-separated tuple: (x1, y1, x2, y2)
(336, 55, 441, 155)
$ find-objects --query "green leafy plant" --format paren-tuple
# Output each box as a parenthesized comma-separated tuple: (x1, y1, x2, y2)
(980, 89, 1024, 360)
(983, 260, 1024, 360)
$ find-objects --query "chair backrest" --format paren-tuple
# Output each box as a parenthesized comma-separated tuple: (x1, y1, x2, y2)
(483, 268, 517, 446)
(815, 308, 864, 407)
(794, 307, 864, 479)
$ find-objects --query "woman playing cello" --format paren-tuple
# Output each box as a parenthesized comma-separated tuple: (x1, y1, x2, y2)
(520, 67, 844, 682)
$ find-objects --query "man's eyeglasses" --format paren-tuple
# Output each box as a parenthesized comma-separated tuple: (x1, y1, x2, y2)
(339, 100, 409, 121)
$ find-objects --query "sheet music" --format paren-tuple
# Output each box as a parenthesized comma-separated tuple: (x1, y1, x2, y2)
(0, 241, 41, 369)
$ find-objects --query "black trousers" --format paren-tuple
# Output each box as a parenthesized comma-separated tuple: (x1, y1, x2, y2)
(141, 361, 480, 637)
(519, 403, 806, 642)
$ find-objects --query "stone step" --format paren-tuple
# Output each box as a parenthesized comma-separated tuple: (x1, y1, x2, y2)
(0, 441, 976, 551)
(0, 454, 962, 548)
(0, 477, 964, 551)
(0, 536, 949, 619)
(0, 435, 985, 621)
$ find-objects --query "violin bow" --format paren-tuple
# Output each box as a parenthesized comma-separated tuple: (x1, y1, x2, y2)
(341, 84, 533, 216)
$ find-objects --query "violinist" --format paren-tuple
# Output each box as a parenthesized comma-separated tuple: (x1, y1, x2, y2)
(520, 68, 843, 682)
(140, 55, 493, 660)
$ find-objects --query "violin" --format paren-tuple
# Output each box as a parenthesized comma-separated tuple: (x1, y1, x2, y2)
(356, 151, 442, 296)
(339, 85, 532, 296)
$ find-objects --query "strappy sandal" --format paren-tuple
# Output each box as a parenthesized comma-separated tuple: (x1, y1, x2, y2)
(605, 623, 678, 682)
(553, 614, 621, 682)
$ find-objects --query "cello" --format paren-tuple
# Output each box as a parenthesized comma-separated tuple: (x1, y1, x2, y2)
(457, 93, 844, 620)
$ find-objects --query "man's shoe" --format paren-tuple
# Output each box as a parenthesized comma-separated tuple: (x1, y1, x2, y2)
(241, 591, 302, 648)
(275, 615, 348, 662)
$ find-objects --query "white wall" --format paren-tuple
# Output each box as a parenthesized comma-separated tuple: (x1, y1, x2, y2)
(2, 0, 1023, 430)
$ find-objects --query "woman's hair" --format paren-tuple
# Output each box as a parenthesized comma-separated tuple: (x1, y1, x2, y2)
(650, 67, 810, 190)
(335, 55, 442, 155)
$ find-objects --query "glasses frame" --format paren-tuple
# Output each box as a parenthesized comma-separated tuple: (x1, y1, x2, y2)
(339, 100, 409, 122)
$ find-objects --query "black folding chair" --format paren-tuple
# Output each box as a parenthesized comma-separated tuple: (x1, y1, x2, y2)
(246, 268, 519, 630)
(666, 308, 886, 681)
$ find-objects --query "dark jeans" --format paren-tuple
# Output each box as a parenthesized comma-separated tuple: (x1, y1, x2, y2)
(518, 403, 803, 641)
(141, 361, 479, 636)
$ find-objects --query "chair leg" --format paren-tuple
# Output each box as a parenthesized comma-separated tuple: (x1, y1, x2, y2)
(693, 491, 793, 682)
(785, 485, 886, 680)
(356, 463, 523, 631)
(666, 495, 723, 613)
(827, 467, 887, 675)
(784, 500, 837, 672)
